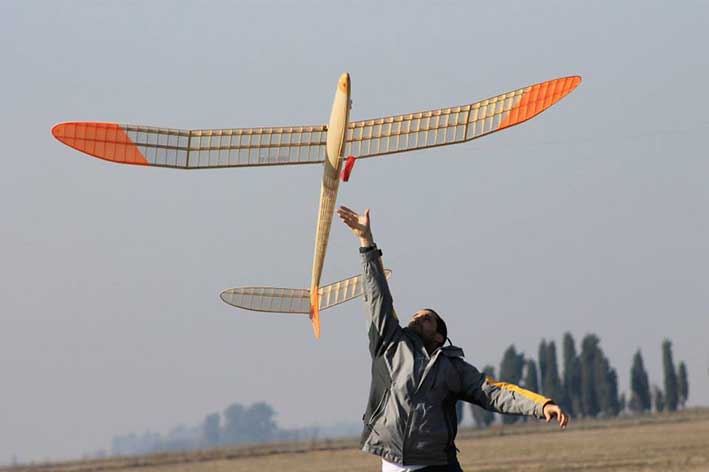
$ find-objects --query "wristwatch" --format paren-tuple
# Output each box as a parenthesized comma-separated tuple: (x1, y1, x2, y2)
(359, 244, 381, 256)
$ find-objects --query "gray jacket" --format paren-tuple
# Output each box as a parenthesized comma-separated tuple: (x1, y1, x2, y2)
(359, 246, 551, 466)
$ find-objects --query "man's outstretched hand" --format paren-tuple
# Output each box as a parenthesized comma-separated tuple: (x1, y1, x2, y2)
(543, 402, 569, 430)
(336, 206, 374, 247)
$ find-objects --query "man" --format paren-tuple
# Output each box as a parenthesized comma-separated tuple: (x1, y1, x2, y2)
(336, 206, 568, 472)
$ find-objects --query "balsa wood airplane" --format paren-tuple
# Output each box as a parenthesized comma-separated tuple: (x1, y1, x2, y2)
(52, 73, 581, 339)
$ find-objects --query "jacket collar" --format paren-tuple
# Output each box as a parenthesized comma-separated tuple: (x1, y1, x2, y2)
(440, 345, 465, 358)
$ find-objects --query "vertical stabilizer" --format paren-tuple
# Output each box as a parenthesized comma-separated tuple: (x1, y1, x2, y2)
(309, 288, 320, 338)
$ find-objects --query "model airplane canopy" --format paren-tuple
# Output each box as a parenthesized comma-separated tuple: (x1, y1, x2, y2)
(52, 74, 581, 339)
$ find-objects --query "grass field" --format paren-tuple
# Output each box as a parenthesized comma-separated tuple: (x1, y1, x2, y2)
(6, 408, 709, 472)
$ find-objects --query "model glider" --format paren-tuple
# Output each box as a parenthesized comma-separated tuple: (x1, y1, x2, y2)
(52, 73, 581, 338)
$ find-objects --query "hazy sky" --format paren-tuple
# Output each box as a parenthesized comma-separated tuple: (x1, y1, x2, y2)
(2, 0, 708, 463)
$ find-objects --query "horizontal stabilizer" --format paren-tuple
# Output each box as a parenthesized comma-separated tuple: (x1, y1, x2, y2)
(220, 270, 392, 314)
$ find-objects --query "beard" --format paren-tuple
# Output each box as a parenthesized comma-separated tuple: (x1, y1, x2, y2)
(407, 319, 423, 334)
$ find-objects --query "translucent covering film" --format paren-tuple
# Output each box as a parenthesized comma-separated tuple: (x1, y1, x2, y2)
(51, 122, 328, 168)
(344, 76, 581, 159)
(52, 77, 580, 168)
(220, 270, 392, 314)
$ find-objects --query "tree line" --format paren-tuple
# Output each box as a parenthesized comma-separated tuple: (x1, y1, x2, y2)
(469, 335, 689, 428)
(111, 401, 325, 456)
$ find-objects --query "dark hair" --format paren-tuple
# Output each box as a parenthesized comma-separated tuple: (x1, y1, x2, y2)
(423, 308, 447, 344)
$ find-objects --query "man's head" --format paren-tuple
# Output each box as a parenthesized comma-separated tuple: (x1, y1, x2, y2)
(407, 308, 447, 351)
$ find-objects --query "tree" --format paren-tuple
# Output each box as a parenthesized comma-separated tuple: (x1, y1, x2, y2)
(243, 402, 277, 442)
(599, 360, 620, 417)
(541, 341, 566, 409)
(653, 385, 665, 413)
(629, 350, 651, 413)
(470, 365, 496, 428)
(662, 339, 679, 412)
(203, 413, 220, 447)
(678, 361, 689, 408)
(562, 332, 582, 417)
(580, 335, 600, 417)
(523, 359, 539, 393)
(222, 402, 277, 444)
(521, 359, 539, 423)
(222, 402, 246, 444)
(538, 340, 548, 392)
(499, 346, 525, 424)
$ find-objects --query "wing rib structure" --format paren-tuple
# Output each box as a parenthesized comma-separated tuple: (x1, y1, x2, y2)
(52, 76, 580, 169)
(52, 122, 328, 168)
(344, 76, 581, 159)
(220, 270, 392, 315)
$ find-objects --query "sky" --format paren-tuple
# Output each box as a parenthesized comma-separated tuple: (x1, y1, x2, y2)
(2, 0, 708, 463)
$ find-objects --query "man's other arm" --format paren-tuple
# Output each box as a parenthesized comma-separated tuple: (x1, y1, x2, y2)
(456, 360, 567, 427)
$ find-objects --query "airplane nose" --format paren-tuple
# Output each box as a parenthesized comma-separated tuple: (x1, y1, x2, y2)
(339, 72, 350, 92)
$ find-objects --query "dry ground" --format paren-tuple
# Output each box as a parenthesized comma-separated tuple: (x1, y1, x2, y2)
(7, 409, 709, 472)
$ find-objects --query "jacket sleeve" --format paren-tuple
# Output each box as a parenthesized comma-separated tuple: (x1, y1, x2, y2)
(456, 360, 550, 419)
(361, 246, 402, 357)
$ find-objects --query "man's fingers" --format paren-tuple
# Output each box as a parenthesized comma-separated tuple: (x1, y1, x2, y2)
(336, 208, 356, 221)
(337, 206, 357, 217)
(340, 214, 358, 224)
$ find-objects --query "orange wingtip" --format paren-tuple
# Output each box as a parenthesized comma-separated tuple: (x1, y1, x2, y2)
(498, 76, 582, 130)
(51, 122, 149, 166)
(309, 289, 320, 339)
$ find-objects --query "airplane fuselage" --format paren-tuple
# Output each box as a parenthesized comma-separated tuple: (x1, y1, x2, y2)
(309, 73, 351, 338)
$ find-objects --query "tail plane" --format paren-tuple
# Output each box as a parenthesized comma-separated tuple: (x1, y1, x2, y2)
(220, 270, 392, 337)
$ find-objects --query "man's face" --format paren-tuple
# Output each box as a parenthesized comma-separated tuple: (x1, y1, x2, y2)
(408, 309, 443, 346)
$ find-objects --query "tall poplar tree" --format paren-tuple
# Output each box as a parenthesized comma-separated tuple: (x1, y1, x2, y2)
(542, 341, 566, 410)
(521, 359, 539, 423)
(678, 361, 689, 408)
(604, 362, 620, 416)
(523, 359, 539, 393)
(580, 334, 600, 417)
(662, 339, 679, 412)
(630, 349, 651, 413)
(538, 340, 548, 392)
(562, 332, 582, 417)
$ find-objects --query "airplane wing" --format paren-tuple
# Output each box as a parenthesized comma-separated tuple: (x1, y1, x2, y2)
(220, 270, 392, 314)
(51, 122, 328, 168)
(344, 76, 581, 159)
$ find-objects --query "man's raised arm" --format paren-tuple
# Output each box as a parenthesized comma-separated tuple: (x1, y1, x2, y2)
(336, 206, 401, 357)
